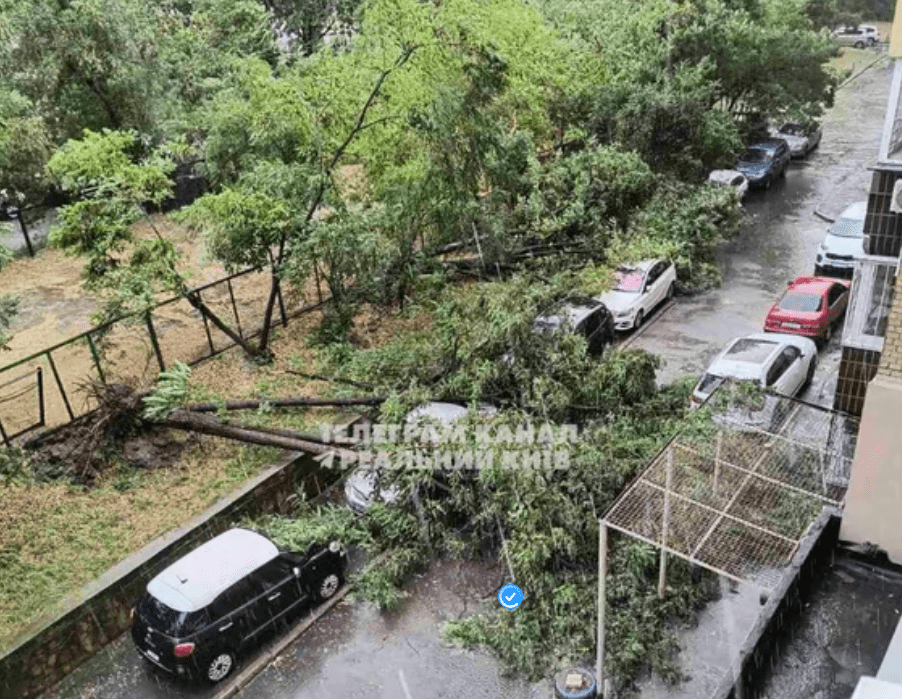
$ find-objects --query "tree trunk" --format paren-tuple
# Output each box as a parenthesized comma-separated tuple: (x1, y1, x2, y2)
(257, 273, 282, 356)
(186, 395, 386, 412)
(184, 291, 257, 358)
(165, 411, 330, 452)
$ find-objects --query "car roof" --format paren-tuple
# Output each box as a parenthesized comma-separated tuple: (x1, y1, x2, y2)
(405, 402, 469, 424)
(146, 529, 279, 612)
(536, 299, 605, 327)
(785, 276, 836, 295)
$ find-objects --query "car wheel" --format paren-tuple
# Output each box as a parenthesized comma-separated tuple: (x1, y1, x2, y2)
(634, 310, 644, 330)
(824, 322, 833, 344)
(780, 163, 787, 178)
(315, 571, 343, 602)
(205, 651, 236, 684)
(764, 176, 772, 191)
(855, 40, 864, 48)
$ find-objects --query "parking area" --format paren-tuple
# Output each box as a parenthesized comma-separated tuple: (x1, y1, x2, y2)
(32, 37, 896, 699)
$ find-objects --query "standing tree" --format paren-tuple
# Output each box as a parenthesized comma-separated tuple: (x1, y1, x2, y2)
(47, 129, 265, 358)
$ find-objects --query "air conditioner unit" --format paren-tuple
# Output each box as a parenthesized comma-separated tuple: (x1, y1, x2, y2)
(890, 179, 902, 213)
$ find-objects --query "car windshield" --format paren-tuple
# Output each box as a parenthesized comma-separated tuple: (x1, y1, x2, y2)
(533, 317, 562, 332)
(830, 217, 864, 238)
(612, 269, 644, 292)
(697, 373, 723, 395)
(139, 595, 193, 636)
(779, 123, 805, 137)
(740, 148, 768, 163)
(730, 175, 744, 186)
(724, 338, 778, 364)
(778, 292, 823, 313)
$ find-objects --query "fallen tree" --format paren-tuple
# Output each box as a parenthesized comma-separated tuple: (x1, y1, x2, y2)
(185, 395, 385, 412)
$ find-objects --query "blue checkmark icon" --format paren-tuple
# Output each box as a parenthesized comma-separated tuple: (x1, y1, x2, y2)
(498, 584, 523, 609)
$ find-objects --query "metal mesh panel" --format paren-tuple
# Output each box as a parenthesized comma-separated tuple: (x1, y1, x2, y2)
(604, 382, 856, 590)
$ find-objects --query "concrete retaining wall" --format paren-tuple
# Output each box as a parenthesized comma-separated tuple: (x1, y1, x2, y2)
(710, 508, 842, 699)
(0, 450, 328, 699)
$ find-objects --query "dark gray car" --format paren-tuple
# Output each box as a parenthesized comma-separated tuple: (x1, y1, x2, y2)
(735, 138, 791, 190)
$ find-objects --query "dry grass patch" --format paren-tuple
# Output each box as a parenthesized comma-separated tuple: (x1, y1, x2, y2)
(0, 437, 279, 651)
(0, 292, 428, 649)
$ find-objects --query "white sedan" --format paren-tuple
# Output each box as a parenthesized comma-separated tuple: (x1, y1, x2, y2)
(691, 332, 818, 406)
(596, 259, 677, 331)
(768, 122, 822, 158)
(707, 169, 749, 200)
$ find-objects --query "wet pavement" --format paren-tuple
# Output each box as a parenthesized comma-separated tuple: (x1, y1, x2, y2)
(39, 560, 547, 699)
(640, 579, 763, 699)
(628, 57, 894, 392)
(759, 552, 902, 699)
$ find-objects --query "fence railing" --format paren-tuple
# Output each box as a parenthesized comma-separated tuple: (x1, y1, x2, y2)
(0, 267, 327, 445)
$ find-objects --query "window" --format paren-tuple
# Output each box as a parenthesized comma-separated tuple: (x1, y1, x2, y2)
(741, 148, 767, 163)
(697, 373, 723, 394)
(827, 284, 846, 306)
(612, 268, 644, 292)
(725, 338, 778, 363)
(731, 175, 744, 186)
(778, 292, 823, 312)
(765, 348, 798, 386)
(209, 577, 258, 619)
(843, 256, 899, 351)
(253, 557, 295, 591)
(583, 311, 600, 338)
(864, 266, 896, 337)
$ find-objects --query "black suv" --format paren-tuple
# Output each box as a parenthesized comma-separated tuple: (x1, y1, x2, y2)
(533, 297, 615, 355)
(735, 138, 790, 190)
(131, 528, 346, 683)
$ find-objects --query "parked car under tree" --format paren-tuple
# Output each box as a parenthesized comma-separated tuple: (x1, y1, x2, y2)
(735, 138, 791, 190)
(691, 332, 818, 406)
(130, 529, 347, 684)
(597, 259, 677, 331)
(769, 121, 822, 157)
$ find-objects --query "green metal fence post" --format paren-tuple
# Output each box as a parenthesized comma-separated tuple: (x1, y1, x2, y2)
(46, 351, 74, 420)
(86, 333, 106, 384)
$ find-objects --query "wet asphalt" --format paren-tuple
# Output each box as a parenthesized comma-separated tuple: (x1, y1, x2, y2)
(34, 50, 898, 699)
(628, 54, 893, 399)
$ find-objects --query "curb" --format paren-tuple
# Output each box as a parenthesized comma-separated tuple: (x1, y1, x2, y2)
(211, 550, 391, 699)
(211, 585, 350, 699)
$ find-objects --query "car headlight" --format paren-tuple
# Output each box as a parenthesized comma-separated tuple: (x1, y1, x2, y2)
(616, 308, 634, 318)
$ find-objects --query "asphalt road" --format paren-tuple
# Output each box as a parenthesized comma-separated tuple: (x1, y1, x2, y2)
(35, 50, 895, 699)
(626, 56, 893, 400)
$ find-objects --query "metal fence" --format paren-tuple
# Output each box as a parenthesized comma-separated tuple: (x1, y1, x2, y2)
(0, 267, 326, 445)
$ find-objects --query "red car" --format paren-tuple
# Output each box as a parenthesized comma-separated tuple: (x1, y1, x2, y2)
(763, 276, 850, 344)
